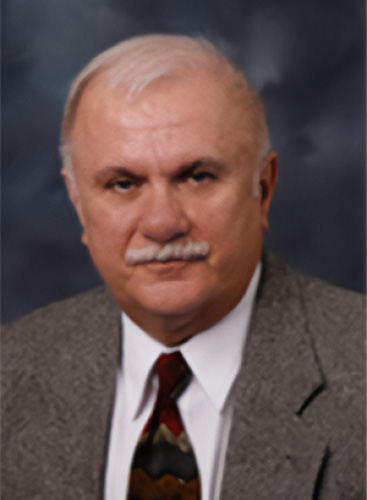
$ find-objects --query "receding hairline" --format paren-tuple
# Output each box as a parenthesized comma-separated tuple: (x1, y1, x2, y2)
(62, 35, 248, 139)
(60, 33, 271, 193)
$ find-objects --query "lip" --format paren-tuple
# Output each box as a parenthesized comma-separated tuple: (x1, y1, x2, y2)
(140, 259, 200, 273)
(145, 259, 188, 268)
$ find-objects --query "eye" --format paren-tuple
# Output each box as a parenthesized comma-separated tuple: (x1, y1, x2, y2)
(189, 171, 216, 183)
(112, 179, 133, 192)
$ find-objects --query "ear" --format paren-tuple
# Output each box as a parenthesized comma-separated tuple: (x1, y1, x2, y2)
(61, 168, 89, 246)
(258, 152, 277, 231)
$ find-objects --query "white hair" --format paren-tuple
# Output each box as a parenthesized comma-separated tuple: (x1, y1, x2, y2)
(60, 34, 271, 195)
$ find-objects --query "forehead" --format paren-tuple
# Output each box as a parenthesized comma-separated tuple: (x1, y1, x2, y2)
(79, 66, 249, 123)
(71, 70, 254, 167)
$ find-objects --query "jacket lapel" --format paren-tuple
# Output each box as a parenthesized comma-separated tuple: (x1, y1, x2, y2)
(220, 255, 327, 500)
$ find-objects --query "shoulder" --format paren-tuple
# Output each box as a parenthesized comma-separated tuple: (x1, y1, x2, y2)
(262, 252, 365, 333)
(2, 285, 118, 340)
(262, 251, 365, 314)
(263, 252, 365, 367)
(3, 285, 115, 332)
(293, 264, 365, 368)
(1, 286, 120, 381)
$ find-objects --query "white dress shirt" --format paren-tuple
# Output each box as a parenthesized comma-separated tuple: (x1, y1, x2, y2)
(104, 263, 260, 500)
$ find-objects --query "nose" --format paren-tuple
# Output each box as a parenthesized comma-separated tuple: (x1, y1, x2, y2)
(139, 185, 190, 243)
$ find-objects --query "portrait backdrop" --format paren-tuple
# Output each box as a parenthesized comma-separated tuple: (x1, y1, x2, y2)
(2, 0, 365, 323)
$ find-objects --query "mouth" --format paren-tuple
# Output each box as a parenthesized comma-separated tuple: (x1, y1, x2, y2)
(144, 255, 206, 264)
(141, 257, 205, 273)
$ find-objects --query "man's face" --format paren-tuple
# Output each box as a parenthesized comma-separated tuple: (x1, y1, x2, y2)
(67, 72, 276, 340)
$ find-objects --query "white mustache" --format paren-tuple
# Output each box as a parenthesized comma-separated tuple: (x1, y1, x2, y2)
(125, 241, 210, 265)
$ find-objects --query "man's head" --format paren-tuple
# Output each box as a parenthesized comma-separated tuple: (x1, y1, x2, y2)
(60, 34, 277, 345)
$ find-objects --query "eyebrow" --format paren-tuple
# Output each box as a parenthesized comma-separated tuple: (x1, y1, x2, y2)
(94, 157, 226, 183)
(94, 166, 143, 184)
(175, 158, 226, 177)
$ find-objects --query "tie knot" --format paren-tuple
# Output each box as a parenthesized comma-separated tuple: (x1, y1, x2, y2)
(154, 351, 191, 400)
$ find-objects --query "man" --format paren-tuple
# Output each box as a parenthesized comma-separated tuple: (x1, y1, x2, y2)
(2, 34, 365, 500)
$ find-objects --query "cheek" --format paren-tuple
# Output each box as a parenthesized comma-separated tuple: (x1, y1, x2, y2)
(212, 201, 262, 268)
(82, 203, 137, 254)
(198, 192, 257, 241)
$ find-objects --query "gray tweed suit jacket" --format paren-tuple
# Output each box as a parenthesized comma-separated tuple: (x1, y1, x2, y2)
(2, 253, 365, 499)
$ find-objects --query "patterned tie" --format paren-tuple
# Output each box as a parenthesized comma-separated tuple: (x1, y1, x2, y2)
(127, 351, 201, 500)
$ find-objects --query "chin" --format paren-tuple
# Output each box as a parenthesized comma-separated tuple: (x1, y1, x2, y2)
(130, 281, 207, 317)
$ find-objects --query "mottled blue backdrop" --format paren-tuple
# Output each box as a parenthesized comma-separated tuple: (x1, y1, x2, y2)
(2, 0, 365, 323)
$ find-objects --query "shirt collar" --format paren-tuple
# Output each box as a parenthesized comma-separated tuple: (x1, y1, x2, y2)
(122, 263, 261, 420)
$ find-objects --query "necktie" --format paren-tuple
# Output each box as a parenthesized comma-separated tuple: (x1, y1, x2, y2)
(127, 351, 201, 500)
